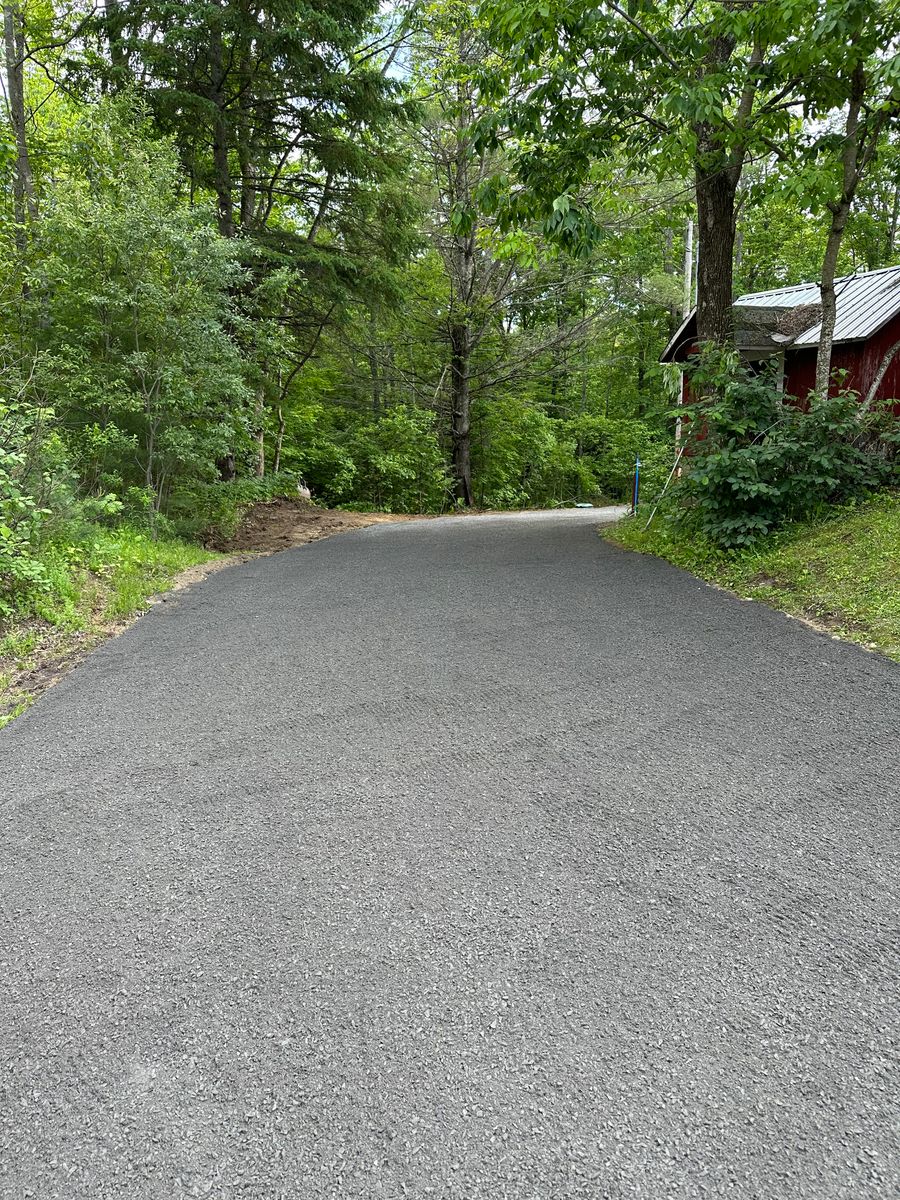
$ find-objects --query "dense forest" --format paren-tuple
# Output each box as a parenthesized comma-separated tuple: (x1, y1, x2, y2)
(2, 0, 900, 611)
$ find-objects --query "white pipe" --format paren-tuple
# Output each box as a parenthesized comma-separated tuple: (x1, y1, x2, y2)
(683, 218, 694, 317)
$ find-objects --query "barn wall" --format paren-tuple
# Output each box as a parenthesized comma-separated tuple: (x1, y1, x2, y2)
(785, 311, 900, 414)
(859, 312, 900, 413)
(784, 348, 817, 402)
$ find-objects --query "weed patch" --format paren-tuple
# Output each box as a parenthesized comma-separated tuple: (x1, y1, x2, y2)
(609, 493, 900, 661)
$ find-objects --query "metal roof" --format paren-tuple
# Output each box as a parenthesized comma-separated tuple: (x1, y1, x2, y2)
(659, 264, 900, 363)
(736, 264, 900, 346)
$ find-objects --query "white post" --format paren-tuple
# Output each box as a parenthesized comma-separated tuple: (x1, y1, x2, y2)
(683, 217, 694, 317)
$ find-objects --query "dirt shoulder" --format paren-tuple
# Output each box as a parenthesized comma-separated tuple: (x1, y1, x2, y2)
(2, 503, 417, 726)
(608, 495, 900, 662)
(0, 556, 253, 728)
(208, 498, 424, 554)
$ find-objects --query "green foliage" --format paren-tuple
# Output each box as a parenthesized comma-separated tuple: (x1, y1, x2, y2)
(31, 99, 249, 512)
(476, 1, 804, 236)
(674, 353, 895, 547)
(343, 408, 450, 512)
(735, 189, 834, 293)
(564, 414, 672, 504)
(170, 474, 300, 542)
(611, 491, 900, 661)
(0, 519, 216, 724)
(473, 397, 563, 507)
(0, 510, 215, 632)
(0, 397, 50, 611)
(269, 399, 358, 504)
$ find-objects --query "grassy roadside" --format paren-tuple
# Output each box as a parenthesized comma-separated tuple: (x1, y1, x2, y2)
(608, 493, 900, 662)
(0, 525, 220, 728)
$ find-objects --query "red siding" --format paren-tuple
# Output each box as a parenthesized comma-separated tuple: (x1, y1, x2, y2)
(785, 310, 900, 414)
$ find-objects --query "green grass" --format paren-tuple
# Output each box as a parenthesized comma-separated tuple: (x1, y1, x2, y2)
(1, 523, 218, 727)
(27, 524, 216, 626)
(608, 493, 900, 661)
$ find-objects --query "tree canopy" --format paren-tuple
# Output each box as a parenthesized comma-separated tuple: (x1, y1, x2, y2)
(1, 0, 899, 612)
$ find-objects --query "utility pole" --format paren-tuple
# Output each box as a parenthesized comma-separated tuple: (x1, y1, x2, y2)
(683, 217, 694, 317)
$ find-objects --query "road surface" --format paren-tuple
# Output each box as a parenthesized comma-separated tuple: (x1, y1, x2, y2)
(1, 509, 898, 1199)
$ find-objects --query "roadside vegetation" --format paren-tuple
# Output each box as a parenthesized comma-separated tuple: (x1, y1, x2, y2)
(2, 0, 900, 700)
(612, 493, 900, 662)
(609, 353, 899, 660)
(0, 524, 216, 726)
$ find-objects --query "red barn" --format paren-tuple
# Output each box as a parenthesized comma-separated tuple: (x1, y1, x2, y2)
(661, 264, 900, 412)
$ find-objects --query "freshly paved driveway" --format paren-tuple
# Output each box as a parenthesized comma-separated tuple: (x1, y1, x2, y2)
(1, 509, 898, 1200)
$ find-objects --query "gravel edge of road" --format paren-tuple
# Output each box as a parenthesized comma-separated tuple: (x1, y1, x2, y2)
(0, 554, 258, 729)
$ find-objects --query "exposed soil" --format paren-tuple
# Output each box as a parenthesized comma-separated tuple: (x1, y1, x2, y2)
(208, 498, 424, 554)
(1, 623, 109, 723)
(1, 506, 423, 726)
(0, 556, 255, 727)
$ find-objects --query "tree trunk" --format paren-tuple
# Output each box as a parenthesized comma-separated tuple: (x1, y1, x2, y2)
(208, 21, 235, 238)
(238, 136, 255, 232)
(386, 345, 395, 406)
(691, 23, 746, 349)
(104, 0, 128, 72)
(368, 347, 381, 417)
(367, 314, 381, 417)
(449, 322, 473, 507)
(273, 407, 286, 474)
(580, 295, 588, 412)
(145, 414, 162, 519)
(815, 63, 866, 397)
(237, 58, 257, 233)
(694, 160, 737, 346)
(307, 171, 333, 244)
(682, 216, 694, 319)
(815, 215, 849, 397)
(253, 386, 265, 477)
(3, 0, 37, 252)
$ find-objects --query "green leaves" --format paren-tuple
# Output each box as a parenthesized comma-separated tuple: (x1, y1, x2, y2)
(0, 397, 52, 605)
(674, 350, 894, 547)
(24, 97, 250, 511)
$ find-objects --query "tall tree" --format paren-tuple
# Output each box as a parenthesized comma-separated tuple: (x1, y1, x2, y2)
(791, 5, 900, 394)
(413, 0, 597, 503)
(416, 4, 492, 504)
(83, 0, 415, 474)
(88, 0, 405, 241)
(2, 0, 38, 252)
(475, 0, 829, 347)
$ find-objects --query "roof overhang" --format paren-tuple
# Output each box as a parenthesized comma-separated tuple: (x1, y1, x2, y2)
(660, 311, 697, 364)
(660, 265, 900, 365)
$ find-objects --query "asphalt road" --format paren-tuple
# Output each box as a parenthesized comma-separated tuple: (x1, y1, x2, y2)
(2, 508, 898, 1200)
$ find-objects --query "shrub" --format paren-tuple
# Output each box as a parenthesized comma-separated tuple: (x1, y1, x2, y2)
(563, 413, 673, 503)
(344, 407, 449, 512)
(474, 397, 562, 508)
(170, 473, 298, 541)
(676, 351, 895, 547)
(0, 399, 51, 614)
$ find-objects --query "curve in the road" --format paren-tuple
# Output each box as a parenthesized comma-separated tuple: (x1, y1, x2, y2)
(1, 508, 898, 1199)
